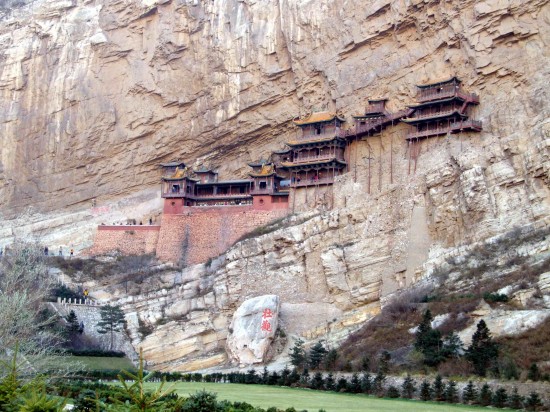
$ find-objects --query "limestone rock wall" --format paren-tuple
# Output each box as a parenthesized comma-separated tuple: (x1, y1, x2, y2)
(1, 0, 548, 243)
(1, 0, 550, 371)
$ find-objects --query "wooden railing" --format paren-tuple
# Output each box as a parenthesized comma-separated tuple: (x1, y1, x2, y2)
(284, 154, 339, 165)
(290, 176, 335, 187)
(406, 119, 482, 140)
(162, 191, 251, 199)
(408, 108, 460, 120)
(250, 188, 274, 195)
(417, 86, 480, 104)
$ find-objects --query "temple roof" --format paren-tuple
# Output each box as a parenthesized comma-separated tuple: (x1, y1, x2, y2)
(160, 161, 186, 167)
(249, 163, 275, 177)
(162, 175, 198, 182)
(407, 96, 465, 108)
(352, 113, 388, 119)
(280, 158, 347, 168)
(247, 158, 270, 167)
(287, 136, 346, 147)
(417, 76, 461, 88)
(401, 110, 467, 124)
(196, 179, 252, 186)
(293, 111, 345, 126)
(194, 167, 217, 174)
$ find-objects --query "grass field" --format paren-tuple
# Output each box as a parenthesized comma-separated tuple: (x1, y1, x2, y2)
(147, 382, 490, 412)
(67, 356, 136, 371)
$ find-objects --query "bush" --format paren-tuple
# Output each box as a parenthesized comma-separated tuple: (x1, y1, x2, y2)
(68, 349, 125, 357)
(483, 292, 509, 303)
(385, 385, 400, 398)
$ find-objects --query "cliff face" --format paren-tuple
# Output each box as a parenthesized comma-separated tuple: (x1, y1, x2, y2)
(1, 0, 550, 369)
(1, 0, 548, 218)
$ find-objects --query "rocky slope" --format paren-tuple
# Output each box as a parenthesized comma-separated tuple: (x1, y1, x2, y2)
(1, 0, 549, 369)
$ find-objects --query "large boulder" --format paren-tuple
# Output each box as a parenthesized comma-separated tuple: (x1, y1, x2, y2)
(226, 295, 280, 366)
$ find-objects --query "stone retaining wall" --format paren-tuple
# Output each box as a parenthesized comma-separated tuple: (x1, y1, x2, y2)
(88, 225, 160, 256)
(49, 302, 135, 357)
(156, 207, 288, 265)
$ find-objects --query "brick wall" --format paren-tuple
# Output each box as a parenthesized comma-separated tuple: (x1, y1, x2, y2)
(156, 206, 289, 265)
(89, 225, 160, 256)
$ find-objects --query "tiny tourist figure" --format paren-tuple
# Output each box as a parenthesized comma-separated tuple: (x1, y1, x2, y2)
(70, 248, 74, 258)
(44, 246, 49, 256)
(59, 246, 62, 256)
(149, 217, 153, 225)
(83, 288, 89, 298)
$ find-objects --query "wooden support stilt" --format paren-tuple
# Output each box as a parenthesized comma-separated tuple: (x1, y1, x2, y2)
(414, 138, 419, 174)
(407, 140, 413, 175)
(390, 127, 393, 185)
(378, 136, 382, 192)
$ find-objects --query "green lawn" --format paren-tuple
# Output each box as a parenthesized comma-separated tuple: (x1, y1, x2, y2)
(147, 382, 490, 412)
(67, 356, 136, 371)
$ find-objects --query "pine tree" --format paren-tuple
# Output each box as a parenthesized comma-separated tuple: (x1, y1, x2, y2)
(527, 363, 540, 381)
(432, 374, 445, 401)
(299, 368, 310, 386)
(360, 372, 372, 394)
(325, 373, 336, 391)
(323, 348, 338, 371)
(442, 332, 463, 358)
(349, 373, 361, 393)
(444, 380, 459, 403)
(288, 368, 300, 386)
(289, 338, 306, 371)
(525, 392, 543, 411)
(401, 374, 416, 399)
(66, 310, 80, 334)
(415, 309, 444, 366)
(492, 387, 508, 408)
(261, 366, 269, 384)
(279, 366, 290, 386)
(373, 371, 385, 397)
(336, 376, 348, 393)
(508, 387, 523, 410)
(360, 355, 370, 372)
(310, 372, 325, 390)
(245, 369, 257, 384)
(478, 383, 493, 406)
(386, 385, 400, 398)
(466, 320, 498, 376)
(419, 380, 432, 401)
(96, 304, 127, 351)
(308, 341, 328, 370)
(378, 351, 391, 375)
(268, 370, 279, 386)
(462, 381, 477, 404)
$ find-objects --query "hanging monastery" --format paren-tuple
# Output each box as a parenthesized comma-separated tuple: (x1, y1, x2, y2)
(89, 77, 482, 265)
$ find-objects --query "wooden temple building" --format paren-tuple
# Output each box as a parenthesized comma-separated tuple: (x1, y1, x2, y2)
(248, 160, 290, 210)
(272, 112, 348, 188)
(161, 161, 289, 213)
(160, 78, 482, 212)
(161, 163, 252, 213)
(402, 77, 482, 140)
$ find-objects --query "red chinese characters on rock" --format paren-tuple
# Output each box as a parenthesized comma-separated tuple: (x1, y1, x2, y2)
(261, 308, 274, 332)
